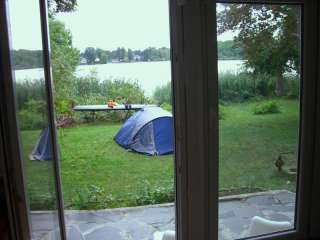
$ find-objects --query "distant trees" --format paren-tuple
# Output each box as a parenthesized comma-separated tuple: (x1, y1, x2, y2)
(82, 47, 96, 64)
(13, 41, 243, 69)
(218, 40, 243, 60)
(12, 50, 43, 69)
(80, 47, 171, 64)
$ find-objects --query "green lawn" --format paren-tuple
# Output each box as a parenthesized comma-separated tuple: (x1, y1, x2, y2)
(21, 98, 299, 210)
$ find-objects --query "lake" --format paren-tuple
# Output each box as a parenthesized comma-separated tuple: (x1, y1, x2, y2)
(15, 60, 245, 96)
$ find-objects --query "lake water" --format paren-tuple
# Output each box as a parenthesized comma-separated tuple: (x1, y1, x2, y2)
(15, 60, 245, 96)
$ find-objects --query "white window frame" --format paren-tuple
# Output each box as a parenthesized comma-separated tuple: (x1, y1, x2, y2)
(170, 0, 320, 240)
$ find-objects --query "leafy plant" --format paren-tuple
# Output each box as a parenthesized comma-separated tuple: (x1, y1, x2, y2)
(70, 185, 114, 210)
(160, 103, 172, 112)
(253, 101, 281, 115)
(18, 100, 47, 130)
(219, 104, 227, 120)
(153, 82, 171, 105)
(135, 181, 174, 205)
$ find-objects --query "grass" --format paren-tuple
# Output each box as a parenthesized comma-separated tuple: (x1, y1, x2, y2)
(21, 98, 299, 210)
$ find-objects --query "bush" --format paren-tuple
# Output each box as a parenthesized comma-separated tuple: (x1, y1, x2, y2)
(135, 181, 174, 205)
(160, 103, 172, 112)
(153, 82, 171, 105)
(15, 80, 46, 110)
(218, 72, 299, 102)
(70, 185, 114, 210)
(253, 101, 281, 115)
(285, 75, 300, 99)
(219, 72, 277, 102)
(72, 74, 147, 104)
(219, 104, 227, 120)
(18, 100, 47, 130)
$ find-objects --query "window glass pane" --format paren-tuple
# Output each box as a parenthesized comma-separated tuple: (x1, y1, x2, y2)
(8, 0, 61, 239)
(51, 0, 176, 239)
(217, 3, 301, 239)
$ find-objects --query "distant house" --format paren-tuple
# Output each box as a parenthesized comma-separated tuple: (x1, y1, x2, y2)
(111, 59, 120, 63)
(80, 58, 87, 64)
(94, 57, 100, 63)
(133, 55, 142, 61)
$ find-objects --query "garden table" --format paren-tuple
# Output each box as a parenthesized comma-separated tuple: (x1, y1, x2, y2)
(73, 104, 158, 121)
(73, 104, 157, 112)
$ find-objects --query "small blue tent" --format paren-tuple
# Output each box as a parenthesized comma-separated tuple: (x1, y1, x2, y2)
(114, 107, 173, 155)
(30, 127, 53, 161)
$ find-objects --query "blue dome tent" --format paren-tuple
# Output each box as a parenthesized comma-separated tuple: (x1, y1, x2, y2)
(30, 127, 53, 161)
(114, 107, 173, 155)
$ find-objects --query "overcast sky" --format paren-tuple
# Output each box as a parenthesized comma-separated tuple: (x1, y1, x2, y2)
(10, 0, 233, 51)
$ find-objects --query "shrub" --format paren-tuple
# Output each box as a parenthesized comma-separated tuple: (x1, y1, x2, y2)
(219, 104, 227, 120)
(218, 72, 299, 102)
(160, 103, 172, 112)
(70, 185, 114, 210)
(285, 75, 300, 99)
(72, 74, 148, 105)
(15, 80, 46, 110)
(18, 100, 47, 130)
(253, 101, 281, 115)
(153, 82, 171, 105)
(135, 181, 174, 205)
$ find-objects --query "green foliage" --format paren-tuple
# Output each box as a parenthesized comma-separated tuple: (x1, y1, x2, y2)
(253, 101, 281, 115)
(72, 73, 147, 105)
(70, 185, 114, 210)
(15, 80, 46, 109)
(23, 99, 299, 209)
(55, 99, 75, 116)
(70, 74, 147, 122)
(82, 47, 96, 64)
(218, 40, 243, 60)
(217, 4, 300, 95)
(153, 82, 171, 105)
(48, 0, 77, 14)
(160, 103, 172, 112)
(50, 18, 80, 101)
(12, 50, 43, 70)
(218, 73, 299, 102)
(219, 104, 227, 120)
(18, 100, 47, 130)
(135, 181, 174, 205)
(81, 47, 171, 64)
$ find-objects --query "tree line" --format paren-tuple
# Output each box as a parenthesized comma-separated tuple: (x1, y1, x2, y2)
(12, 41, 244, 69)
(80, 47, 170, 64)
(12, 50, 43, 70)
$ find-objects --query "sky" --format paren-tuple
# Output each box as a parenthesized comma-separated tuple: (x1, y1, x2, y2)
(9, 0, 234, 51)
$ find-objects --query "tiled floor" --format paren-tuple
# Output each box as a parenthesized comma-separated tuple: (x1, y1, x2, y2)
(32, 190, 295, 240)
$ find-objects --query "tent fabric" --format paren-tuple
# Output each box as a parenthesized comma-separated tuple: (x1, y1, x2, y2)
(30, 127, 53, 161)
(114, 107, 173, 155)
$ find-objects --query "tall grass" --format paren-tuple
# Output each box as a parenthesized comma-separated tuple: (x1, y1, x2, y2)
(218, 72, 299, 102)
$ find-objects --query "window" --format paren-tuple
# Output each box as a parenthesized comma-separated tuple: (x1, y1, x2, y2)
(217, 3, 301, 238)
(0, 0, 319, 240)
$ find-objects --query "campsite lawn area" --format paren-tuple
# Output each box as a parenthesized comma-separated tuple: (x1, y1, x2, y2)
(22, 98, 299, 210)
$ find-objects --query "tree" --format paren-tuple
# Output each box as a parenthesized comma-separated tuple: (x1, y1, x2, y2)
(218, 40, 243, 60)
(48, 0, 77, 14)
(50, 19, 80, 101)
(217, 4, 300, 95)
(128, 49, 134, 61)
(82, 47, 96, 64)
(96, 48, 108, 64)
